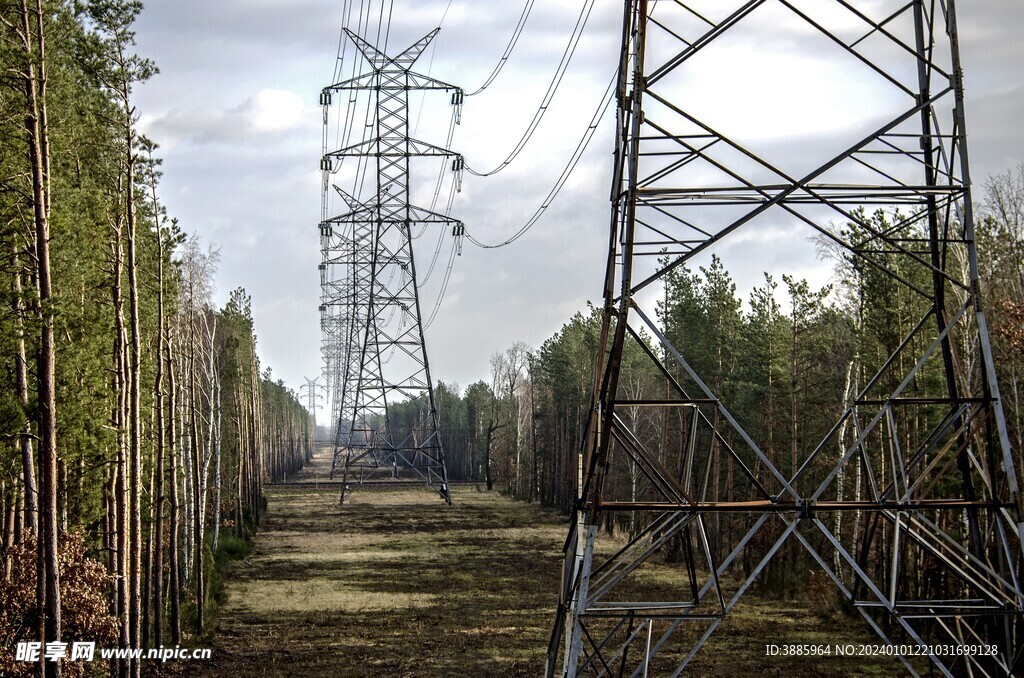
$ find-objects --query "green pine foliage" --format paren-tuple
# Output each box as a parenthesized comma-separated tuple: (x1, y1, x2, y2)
(0, 0, 313, 663)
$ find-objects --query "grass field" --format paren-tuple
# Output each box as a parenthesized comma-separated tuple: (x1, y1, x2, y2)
(194, 451, 909, 677)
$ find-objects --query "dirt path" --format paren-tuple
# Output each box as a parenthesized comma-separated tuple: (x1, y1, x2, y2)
(196, 448, 567, 676)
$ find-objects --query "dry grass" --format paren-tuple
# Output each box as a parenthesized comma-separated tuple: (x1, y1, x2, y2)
(225, 579, 438, 614)
(193, 450, 909, 677)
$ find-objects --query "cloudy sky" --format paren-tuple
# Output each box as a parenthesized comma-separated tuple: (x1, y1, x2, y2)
(133, 0, 1023, 414)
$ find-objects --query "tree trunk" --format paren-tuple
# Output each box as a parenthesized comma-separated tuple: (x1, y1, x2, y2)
(112, 196, 130, 677)
(152, 190, 167, 646)
(124, 111, 142, 678)
(141, 446, 153, 647)
(483, 422, 505, 492)
(167, 331, 181, 644)
(213, 371, 222, 552)
(12, 246, 38, 536)
(3, 482, 14, 580)
(20, 0, 60, 673)
(251, 364, 262, 525)
(234, 391, 245, 539)
(189, 309, 205, 634)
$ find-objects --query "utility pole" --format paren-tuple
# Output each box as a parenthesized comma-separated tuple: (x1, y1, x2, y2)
(547, 2, 1022, 676)
(320, 29, 463, 504)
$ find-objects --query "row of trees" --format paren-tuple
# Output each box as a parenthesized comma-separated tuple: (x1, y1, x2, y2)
(398, 168, 1024, 586)
(0, 3, 311, 676)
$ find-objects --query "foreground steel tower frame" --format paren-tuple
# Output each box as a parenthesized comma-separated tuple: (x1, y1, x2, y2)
(320, 29, 461, 504)
(548, 1, 1023, 675)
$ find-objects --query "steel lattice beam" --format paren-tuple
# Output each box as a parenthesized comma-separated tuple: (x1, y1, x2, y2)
(300, 376, 321, 436)
(548, 1, 1023, 675)
(321, 189, 375, 478)
(319, 29, 463, 504)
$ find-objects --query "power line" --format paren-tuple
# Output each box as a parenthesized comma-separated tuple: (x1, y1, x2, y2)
(329, 0, 350, 84)
(439, 0, 455, 26)
(424, 236, 459, 329)
(420, 163, 459, 285)
(464, 0, 596, 177)
(465, 70, 615, 249)
(325, 0, 395, 206)
(465, 0, 536, 96)
(422, 167, 463, 326)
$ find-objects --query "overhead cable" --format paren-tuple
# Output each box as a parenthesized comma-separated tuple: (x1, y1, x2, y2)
(464, 0, 596, 177)
(465, 0, 536, 96)
(465, 70, 615, 249)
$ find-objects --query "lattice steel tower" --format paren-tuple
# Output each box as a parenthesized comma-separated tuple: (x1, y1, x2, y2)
(319, 188, 372, 477)
(320, 29, 462, 504)
(548, 1, 1023, 675)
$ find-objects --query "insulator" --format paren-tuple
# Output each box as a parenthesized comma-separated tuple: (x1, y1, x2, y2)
(452, 157, 464, 193)
(450, 91, 464, 125)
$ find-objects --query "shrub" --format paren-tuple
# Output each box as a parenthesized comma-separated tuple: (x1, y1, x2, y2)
(0, 532, 117, 677)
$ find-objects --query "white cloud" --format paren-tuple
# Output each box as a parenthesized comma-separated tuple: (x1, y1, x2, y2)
(141, 89, 314, 149)
(131, 0, 1024, 394)
(246, 89, 307, 132)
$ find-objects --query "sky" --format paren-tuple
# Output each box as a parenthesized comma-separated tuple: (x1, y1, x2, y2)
(133, 0, 1023, 416)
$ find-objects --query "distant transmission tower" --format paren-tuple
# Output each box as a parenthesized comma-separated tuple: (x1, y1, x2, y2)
(320, 29, 463, 504)
(319, 190, 371, 477)
(548, 1, 1023, 676)
(300, 376, 322, 431)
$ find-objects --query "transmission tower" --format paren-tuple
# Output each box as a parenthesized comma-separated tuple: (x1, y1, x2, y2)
(548, 1, 1023, 676)
(300, 376, 322, 434)
(318, 192, 371, 478)
(320, 29, 463, 504)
